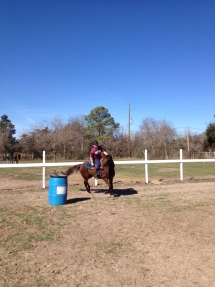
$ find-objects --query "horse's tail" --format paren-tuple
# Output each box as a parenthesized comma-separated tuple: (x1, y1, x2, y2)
(61, 164, 81, 176)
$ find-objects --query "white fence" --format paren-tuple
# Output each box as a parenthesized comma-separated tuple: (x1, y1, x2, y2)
(1, 150, 215, 189)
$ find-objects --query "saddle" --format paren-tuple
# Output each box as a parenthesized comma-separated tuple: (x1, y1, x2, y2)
(85, 162, 95, 169)
(85, 162, 104, 170)
(85, 162, 104, 180)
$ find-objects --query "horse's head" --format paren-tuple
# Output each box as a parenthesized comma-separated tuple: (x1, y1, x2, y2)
(99, 154, 115, 180)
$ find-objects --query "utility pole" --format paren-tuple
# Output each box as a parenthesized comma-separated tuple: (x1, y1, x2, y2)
(128, 103, 131, 158)
(186, 126, 190, 154)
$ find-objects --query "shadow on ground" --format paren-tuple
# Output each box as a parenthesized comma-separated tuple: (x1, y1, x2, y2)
(66, 197, 91, 204)
(90, 188, 138, 197)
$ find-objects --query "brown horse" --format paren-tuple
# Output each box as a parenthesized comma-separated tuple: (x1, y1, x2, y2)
(61, 154, 115, 195)
(13, 152, 21, 164)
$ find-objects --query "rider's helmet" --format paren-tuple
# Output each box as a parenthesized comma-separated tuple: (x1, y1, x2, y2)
(92, 140, 99, 147)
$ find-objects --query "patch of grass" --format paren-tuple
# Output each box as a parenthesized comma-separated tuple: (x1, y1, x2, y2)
(166, 199, 215, 213)
(0, 217, 17, 226)
(123, 197, 141, 205)
(195, 201, 214, 207)
(105, 242, 123, 255)
(115, 165, 144, 177)
(183, 162, 215, 177)
(167, 206, 186, 212)
(115, 162, 215, 182)
(58, 205, 69, 218)
(1, 206, 63, 252)
(95, 242, 123, 256)
(122, 196, 155, 210)
(25, 214, 45, 230)
(0, 161, 215, 187)
(0, 207, 10, 213)
(0, 167, 42, 180)
(22, 231, 55, 250)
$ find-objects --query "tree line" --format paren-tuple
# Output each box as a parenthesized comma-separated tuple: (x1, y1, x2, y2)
(0, 106, 215, 161)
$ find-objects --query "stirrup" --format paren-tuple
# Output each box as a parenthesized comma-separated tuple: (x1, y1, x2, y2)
(94, 172, 101, 179)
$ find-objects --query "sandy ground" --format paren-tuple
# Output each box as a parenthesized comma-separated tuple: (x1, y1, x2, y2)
(0, 176, 215, 287)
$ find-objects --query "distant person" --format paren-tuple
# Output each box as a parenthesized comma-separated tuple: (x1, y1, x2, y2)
(90, 140, 108, 179)
(9, 152, 13, 164)
(6, 154, 10, 164)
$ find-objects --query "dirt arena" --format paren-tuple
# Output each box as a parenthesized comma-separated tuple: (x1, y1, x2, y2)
(0, 176, 215, 287)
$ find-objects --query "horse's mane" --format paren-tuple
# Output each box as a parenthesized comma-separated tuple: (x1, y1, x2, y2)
(102, 154, 114, 167)
(101, 154, 115, 178)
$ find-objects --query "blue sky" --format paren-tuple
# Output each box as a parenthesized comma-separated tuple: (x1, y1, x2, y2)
(1, 0, 215, 137)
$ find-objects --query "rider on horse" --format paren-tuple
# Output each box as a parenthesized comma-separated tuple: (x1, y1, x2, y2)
(90, 140, 108, 179)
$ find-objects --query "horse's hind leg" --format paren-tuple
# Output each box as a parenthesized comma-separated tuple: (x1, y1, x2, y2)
(110, 186, 114, 196)
(84, 180, 91, 193)
(102, 177, 114, 196)
(102, 177, 110, 194)
(109, 178, 114, 196)
(105, 177, 114, 196)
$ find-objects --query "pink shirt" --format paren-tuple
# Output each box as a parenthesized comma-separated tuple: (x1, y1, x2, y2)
(90, 146, 105, 160)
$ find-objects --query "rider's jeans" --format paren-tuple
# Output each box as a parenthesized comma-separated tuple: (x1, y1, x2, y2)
(94, 158, 101, 173)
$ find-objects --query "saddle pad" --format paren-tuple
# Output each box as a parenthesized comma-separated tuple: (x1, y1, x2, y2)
(85, 162, 93, 169)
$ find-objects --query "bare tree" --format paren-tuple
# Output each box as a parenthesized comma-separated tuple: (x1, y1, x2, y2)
(25, 118, 66, 161)
(159, 120, 177, 159)
(66, 115, 86, 159)
(19, 132, 37, 159)
(138, 118, 160, 157)
(137, 118, 176, 159)
(44, 118, 65, 162)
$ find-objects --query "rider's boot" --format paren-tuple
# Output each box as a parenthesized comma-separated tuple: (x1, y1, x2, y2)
(94, 169, 102, 179)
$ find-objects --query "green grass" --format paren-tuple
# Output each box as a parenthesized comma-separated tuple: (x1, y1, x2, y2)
(115, 162, 215, 181)
(95, 242, 123, 256)
(0, 161, 215, 183)
(183, 162, 215, 178)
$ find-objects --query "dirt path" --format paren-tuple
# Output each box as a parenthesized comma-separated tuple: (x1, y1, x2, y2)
(0, 178, 215, 287)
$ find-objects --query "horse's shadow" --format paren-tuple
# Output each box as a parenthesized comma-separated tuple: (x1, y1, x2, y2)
(66, 197, 91, 204)
(67, 189, 138, 203)
(91, 188, 138, 197)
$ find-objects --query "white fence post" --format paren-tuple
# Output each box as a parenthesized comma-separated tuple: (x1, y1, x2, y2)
(145, 149, 149, 183)
(42, 151, 46, 189)
(95, 178, 98, 186)
(180, 149, 183, 181)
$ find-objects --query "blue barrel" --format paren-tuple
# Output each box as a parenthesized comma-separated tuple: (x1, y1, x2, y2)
(48, 175, 68, 205)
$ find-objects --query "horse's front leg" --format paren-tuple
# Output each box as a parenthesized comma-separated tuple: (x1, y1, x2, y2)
(84, 180, 91, 193)
(102, 177, 114, 196)
(101, 177, 110, 194)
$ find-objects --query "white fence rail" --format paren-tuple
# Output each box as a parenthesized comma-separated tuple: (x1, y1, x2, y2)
(1, 150, 215, 189)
